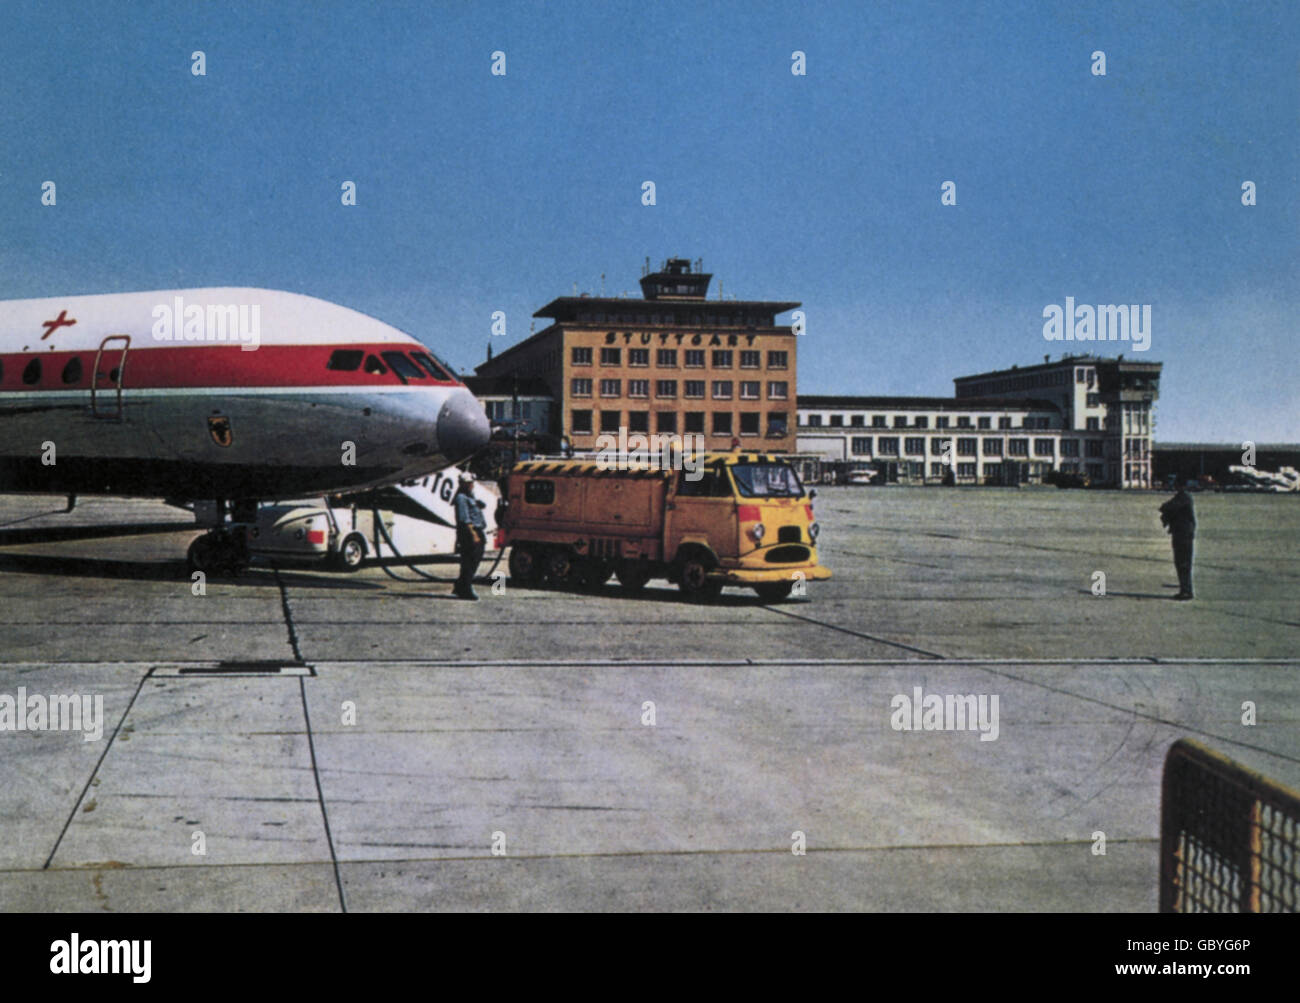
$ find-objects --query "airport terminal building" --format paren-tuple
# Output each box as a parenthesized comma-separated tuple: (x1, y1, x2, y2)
(798, 355, 1162, 489)
(474, 258, 801, 453)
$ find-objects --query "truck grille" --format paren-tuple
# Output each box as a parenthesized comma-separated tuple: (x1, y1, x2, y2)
(777, 525, 802, 544)
(765, 545, 810, 564)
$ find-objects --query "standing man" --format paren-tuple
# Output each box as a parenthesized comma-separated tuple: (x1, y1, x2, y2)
(1159, 477, 1196, 600)
(453, 471, 487, 600)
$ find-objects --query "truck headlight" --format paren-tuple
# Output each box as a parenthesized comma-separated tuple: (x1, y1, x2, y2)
(749, 523, 766, 543)
(809, 522, 820, 541)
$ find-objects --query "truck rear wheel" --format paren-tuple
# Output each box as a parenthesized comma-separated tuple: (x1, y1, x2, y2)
(508, 543, 542, 584)
(545, 548, 578, 588)
(616, 564, 651, 594)
(677, 554, 723, 602)
(579, 559, 612, 591)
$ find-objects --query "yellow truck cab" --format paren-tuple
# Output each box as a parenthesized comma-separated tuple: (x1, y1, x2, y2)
(501, 452, 831, 601)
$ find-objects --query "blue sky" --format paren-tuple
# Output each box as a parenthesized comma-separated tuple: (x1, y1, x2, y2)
(2, 0, 1295, 440)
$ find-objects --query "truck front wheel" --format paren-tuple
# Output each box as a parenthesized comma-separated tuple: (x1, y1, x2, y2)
(677, 554, 723, 602)
(753, 581, 794, 602)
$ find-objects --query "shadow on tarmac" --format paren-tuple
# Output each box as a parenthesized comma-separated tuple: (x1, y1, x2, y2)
(0, 551, 384, 590)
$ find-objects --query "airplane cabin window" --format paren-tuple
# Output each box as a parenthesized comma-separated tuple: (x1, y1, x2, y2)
(22, 358, 41, 385)
(62, 357, 83, 385)
(327, 349, 364, 371)
(381, 351, 425, 383)
(363, 354, 388, 375)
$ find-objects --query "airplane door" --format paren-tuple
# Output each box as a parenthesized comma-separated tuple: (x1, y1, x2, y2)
(91, 335, 130, 419)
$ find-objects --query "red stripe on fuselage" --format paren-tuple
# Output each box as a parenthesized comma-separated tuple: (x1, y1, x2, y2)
(0, 343, 462, 391)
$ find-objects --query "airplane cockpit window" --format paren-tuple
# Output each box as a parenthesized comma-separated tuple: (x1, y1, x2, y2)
(327, 349, 364, 371)
(381, 351, 425, 383)
(411, 352, 456, 382)
(363, 354, 388, 375)
(62, 357, 83, 385)
(22, 358, 41, 385)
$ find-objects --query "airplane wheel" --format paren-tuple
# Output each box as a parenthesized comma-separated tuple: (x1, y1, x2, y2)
(187, 535, 218, 575)
(188, 531, 246, 577)
(754, 581, 794, 602)
(507, 544, 542, 585)
(333, 533, 367, 572)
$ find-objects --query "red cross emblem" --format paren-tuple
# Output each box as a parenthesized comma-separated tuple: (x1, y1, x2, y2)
(41, 309, 77, 340)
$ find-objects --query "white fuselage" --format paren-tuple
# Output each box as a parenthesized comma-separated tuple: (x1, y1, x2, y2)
(0, 288, 490, 501)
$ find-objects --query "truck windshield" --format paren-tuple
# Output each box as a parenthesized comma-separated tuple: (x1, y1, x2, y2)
(731, 463, 804, 498)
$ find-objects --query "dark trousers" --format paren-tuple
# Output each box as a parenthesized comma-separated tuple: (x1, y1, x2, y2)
(1171, 532, 1194, 595)
(456, 528, 484, 594)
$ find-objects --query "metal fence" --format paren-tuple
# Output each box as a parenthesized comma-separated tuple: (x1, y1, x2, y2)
(1160, 738, 1300, 912)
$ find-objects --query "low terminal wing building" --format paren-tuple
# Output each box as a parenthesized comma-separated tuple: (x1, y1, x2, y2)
(798, 355, 1162, 489)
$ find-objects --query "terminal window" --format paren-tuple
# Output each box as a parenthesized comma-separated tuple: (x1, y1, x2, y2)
(657, 412, 677, 433)
(740, 412, 760, 435)
(851, 437, 872, 455)
(767, 381, 788, 400)
(600, 410, 621, 433)
(571, 378, 592, 397)
(872, 416, 887, 428)
(685, 350, 705, 367)
(877, 437, 899, 456)
(685, 380, 705, 399)
(712, 350, 733, 368)
(628, 411, 650, 433)
(629, 349, 649, 367)
(571, 409, 592, 434)
(657, 349, 677, 367)
(684, 411, 705, 433)
(740, 350, 760, 368)
(712, 412, 733, 435)
(905, 437, 925, 455)
(767, 351, 788, 369)
(600, 348, 621, 366)
(572, 347, 592, 366)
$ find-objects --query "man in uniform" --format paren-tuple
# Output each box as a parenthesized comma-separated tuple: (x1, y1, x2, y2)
(453, 471, 487, 600)
(1159, 477, 1196, 600)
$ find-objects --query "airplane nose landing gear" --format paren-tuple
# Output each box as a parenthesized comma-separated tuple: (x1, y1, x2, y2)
(187, 498, 250, 575)
(187, 527, 249, 576)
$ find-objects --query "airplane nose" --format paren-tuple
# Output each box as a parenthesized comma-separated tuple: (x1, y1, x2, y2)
(436, 388, 491, 462)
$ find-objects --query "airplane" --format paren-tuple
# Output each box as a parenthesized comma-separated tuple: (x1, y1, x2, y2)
(1226, 464, 1300, 493)
(0, 287, 491, 572)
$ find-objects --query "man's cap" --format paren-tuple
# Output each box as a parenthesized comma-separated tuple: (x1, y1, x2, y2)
(459, 471, 475, 485)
